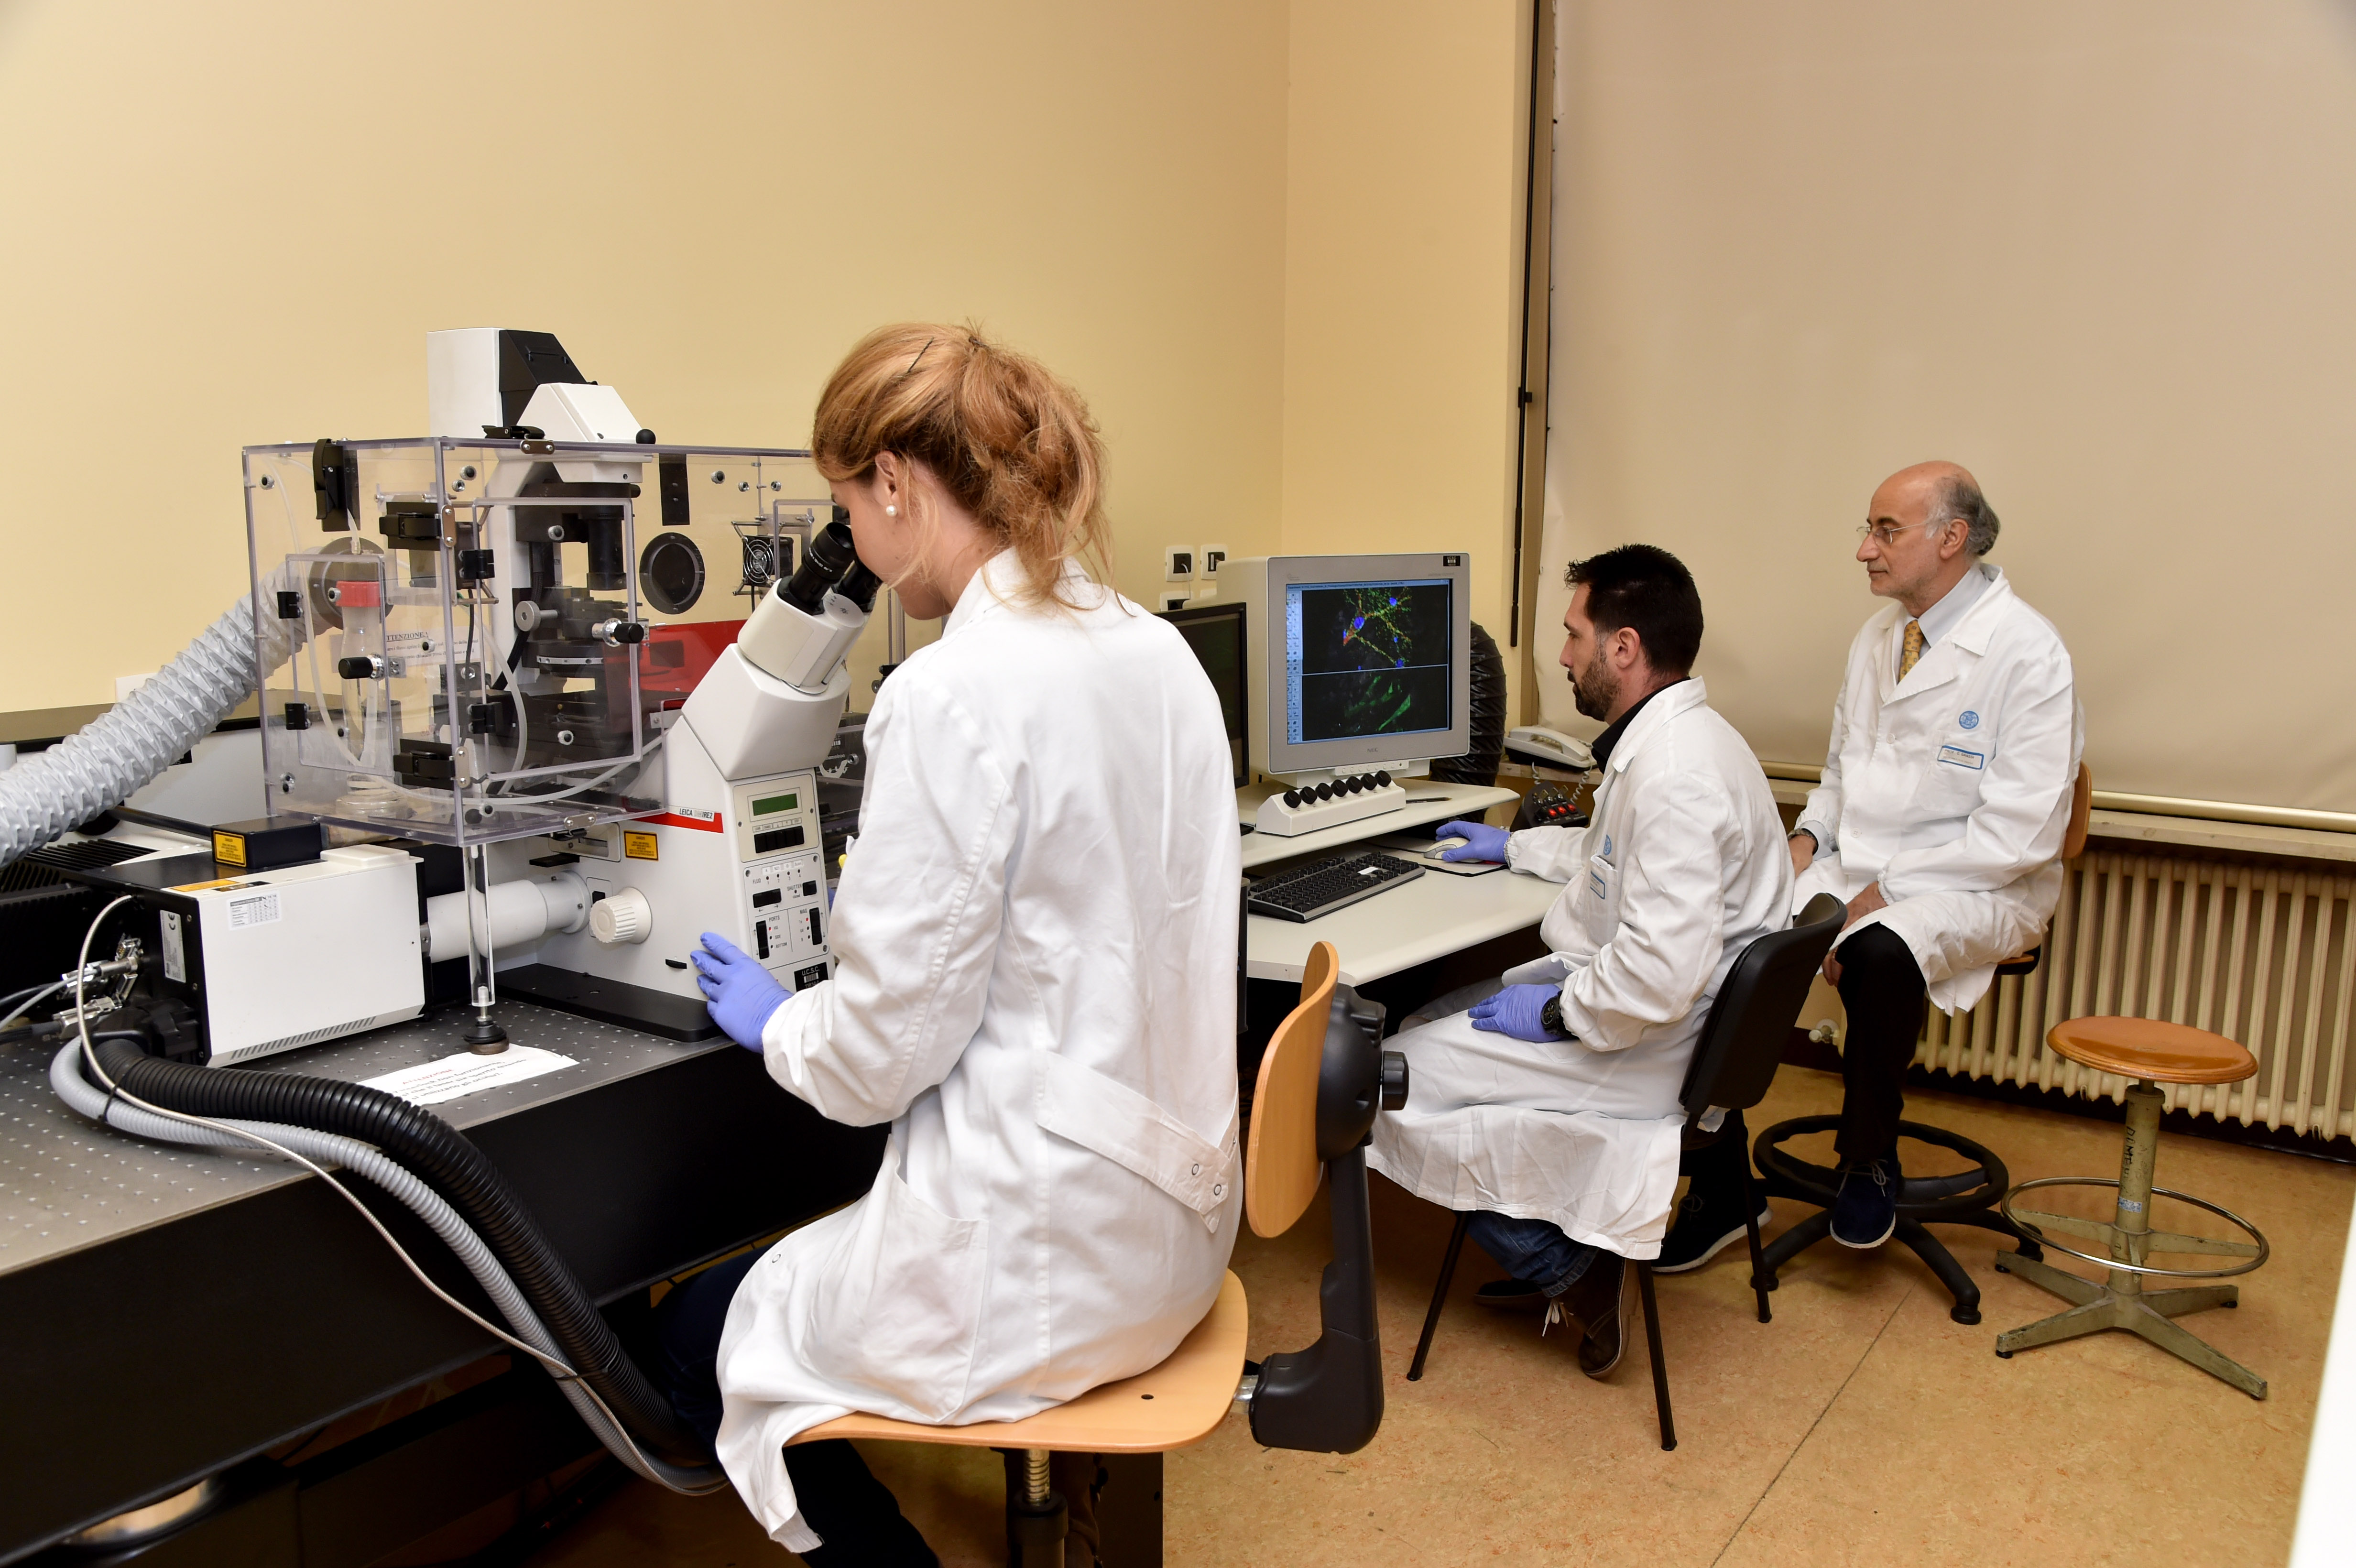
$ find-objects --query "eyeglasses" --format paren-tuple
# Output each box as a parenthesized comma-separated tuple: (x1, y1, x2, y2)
(1854, 519, 1945, 547)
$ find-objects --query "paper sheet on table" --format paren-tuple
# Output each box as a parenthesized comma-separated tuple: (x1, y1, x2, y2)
(360, 1045, 578, 1106)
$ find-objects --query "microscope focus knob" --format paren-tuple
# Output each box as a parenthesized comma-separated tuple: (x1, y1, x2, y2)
(1378, 1048, 1410, 1111)
(590, 888, 653, 946)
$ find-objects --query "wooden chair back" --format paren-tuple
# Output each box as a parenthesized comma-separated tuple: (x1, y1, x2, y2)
(1245, 942, 1337, 1239)
(2065, 762, 2093, 860)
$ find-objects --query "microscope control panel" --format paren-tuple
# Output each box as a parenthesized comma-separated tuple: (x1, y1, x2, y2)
(734, 773, 830, 989)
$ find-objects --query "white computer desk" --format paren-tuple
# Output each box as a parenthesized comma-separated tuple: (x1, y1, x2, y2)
(1237, 779, 1562, 986)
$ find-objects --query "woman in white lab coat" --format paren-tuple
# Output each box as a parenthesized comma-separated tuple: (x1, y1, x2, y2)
(660, 325, 1243, 1564)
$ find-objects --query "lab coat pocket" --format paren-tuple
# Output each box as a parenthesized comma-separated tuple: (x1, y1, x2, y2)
(1582, 853, 1617, 942)
(806, 1162, 989, 1422)
(1915, 742, 1990, 818)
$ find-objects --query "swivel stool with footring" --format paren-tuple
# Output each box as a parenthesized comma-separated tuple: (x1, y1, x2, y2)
(1991, 1015, 2269, 1399)
(1751, 764, 2093, 1323)
(1750, 1119, 2039, 1324)
(791, 941, 1406, 1565)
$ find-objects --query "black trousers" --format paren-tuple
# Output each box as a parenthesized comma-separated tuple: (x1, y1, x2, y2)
(649, 1249, 1103, 1566)
(1679, 1106, 1753, 1194)
(1831, 923, 1929, 1166)
(651, 1248, 938, 1567)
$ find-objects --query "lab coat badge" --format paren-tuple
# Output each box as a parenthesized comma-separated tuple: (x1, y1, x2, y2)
(1959, 710, 1981, 730)
(1601, 834, 1614, 859)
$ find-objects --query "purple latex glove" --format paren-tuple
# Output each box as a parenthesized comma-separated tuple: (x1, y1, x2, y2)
(691, 933, 792, 1051)
(1434, 818, 1510, 863)
(1468, 982, 1566, 1042)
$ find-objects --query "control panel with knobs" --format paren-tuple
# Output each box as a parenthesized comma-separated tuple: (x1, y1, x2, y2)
(1254, 771, 1407, 837)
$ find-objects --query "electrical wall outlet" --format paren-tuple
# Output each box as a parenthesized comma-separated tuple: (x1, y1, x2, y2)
(1200, 544, 1229, 578)
(1164, 546, 1195, 582)
(1160, 591, 1191, 612)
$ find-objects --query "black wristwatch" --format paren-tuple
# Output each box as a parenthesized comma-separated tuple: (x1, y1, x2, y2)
(1538, 995, 1568, 1038)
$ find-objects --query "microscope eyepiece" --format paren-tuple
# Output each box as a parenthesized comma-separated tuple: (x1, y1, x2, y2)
(777, 519, 865, 616)
(834, 561, 883, 613)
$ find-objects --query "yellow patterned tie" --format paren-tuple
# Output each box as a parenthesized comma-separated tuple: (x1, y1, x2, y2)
(1898, 619, 1924, 680)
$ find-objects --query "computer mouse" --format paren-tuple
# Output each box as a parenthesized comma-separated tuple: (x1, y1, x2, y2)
(1433, 836, 1468, 854)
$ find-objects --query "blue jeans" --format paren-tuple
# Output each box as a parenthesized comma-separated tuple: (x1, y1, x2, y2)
(1466, 1211, 1599, 1296)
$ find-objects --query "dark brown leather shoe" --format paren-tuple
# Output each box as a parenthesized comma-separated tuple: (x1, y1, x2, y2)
(1541, 1254, 1627, 1378)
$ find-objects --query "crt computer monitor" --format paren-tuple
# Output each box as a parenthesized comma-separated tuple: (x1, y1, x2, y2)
(1225, 553, 1472, 779)
(1158, 601, 1250, 787)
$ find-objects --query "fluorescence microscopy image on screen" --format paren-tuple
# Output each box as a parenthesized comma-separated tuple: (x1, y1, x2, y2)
(1293, 580, 1451, 742)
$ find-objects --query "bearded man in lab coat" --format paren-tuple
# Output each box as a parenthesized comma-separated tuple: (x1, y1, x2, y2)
(1673, 462, 2082, 1260)
(1372, 544, 1790, 1375)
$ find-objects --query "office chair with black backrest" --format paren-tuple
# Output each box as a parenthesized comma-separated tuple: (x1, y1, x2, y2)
(1405, 892, 1847, 1450)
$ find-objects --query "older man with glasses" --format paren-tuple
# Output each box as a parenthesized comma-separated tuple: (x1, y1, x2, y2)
(1660, 461, 2083, 1269)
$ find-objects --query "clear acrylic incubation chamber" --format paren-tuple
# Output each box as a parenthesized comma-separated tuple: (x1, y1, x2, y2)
(243, 436, 834, 848)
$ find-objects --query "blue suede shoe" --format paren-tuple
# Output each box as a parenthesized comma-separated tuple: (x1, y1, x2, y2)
(1830, 1156, 1900, 1249)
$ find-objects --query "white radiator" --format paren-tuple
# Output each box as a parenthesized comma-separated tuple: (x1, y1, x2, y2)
(1918, 850, 2356, 1138)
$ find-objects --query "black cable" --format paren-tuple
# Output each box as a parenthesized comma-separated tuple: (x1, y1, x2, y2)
(91, 1036, 708, 1466)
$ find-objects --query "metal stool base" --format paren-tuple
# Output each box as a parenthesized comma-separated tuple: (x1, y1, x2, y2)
(1992, 1251, 2261, 1398)
(1993, 1080, 2269, 1400)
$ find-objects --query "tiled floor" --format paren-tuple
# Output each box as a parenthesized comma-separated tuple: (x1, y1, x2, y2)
(530, 1067, 2352, 1566)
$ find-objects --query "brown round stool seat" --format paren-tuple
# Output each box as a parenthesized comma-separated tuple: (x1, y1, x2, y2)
(2045, 1017, 2257, 1085)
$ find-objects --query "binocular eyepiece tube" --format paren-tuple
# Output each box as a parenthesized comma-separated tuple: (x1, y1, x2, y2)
(777, 512, 878, 616)
(735, 508, 875, 695)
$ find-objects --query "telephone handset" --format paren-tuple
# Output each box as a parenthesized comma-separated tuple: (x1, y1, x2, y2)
(1504, 725, 1596, 773)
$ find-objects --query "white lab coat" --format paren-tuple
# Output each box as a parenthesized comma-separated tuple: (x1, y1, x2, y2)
(1792, 566, 2083, 1015)
(1368, 680, 1791, 1258)
(712, 553, 1243, 1551)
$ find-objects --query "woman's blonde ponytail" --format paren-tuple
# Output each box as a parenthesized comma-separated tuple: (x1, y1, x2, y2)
(811, 324, 1112, 609)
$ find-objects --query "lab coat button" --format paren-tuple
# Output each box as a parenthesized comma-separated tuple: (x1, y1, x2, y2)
(1213, 1183, 1225, 1197)
(1191, 1163, 1201, 1176)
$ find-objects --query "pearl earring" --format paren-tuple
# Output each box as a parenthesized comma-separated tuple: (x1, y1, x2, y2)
(885, 504, 897, 516)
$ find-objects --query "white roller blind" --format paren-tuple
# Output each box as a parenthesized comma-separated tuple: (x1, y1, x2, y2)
(1537, 1, 2356, 815)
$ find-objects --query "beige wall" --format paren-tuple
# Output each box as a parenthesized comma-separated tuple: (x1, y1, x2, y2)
(0, 0, 1292, 708)
(1277, 0, 1534, 723)
(1539, 1, 2356, 813)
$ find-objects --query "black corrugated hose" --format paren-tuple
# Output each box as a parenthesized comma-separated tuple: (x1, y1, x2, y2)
(90, 1035, 709, 1466)
(1428, 621, 1507, 787)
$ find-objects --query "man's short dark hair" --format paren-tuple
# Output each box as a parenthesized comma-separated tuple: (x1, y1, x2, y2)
(1565, 544, 1703, 676)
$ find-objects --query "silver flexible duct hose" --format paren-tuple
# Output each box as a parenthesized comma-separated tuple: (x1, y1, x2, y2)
(47, 1043, 724, 1493)
(0, 588, 299, 868)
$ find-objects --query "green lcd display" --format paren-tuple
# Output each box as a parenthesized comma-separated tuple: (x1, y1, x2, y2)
(752, 792, 798, 816)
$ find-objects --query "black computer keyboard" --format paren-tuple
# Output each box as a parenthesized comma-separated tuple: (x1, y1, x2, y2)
(1246, 852, 1425, 923)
